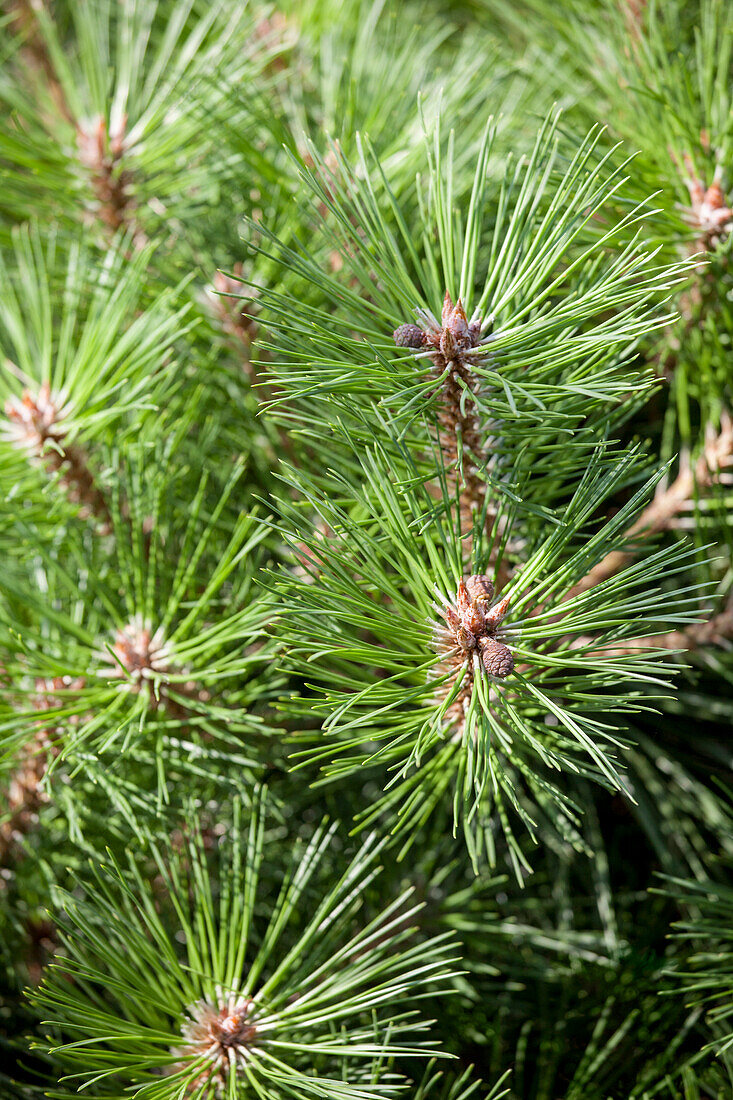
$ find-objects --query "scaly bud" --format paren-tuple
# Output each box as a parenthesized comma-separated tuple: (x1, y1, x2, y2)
(393, 323, 425, 349)
(455, 578, 472, 612)
(485, 594, 511, 629)
(478, 636, 514, 679)
(465, 574, 495, 606)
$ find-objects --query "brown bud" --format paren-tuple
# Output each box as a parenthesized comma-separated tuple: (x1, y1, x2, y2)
(440, 327, 458, 360)
(455, 579, 471, 612)
(446, 297, 469, 339)
(465, 574, 494, 606)
(393, 324, 424, 349)
(704, 180, 726, 210)
(485, 594, 511, 629)
(479, 637, 514, 678)
(457, 624, 476, 651)
(465, 606, 485, 636)
(441, 290, 454, 327)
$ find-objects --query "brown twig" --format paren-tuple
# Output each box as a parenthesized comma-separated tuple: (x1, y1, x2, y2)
(571, 412, 733, 596)
(4, 382, 112, 530)
(254, 11, 292, 74)
(622, 0, 647, 45)
(208, 268, 299, 467)
(0, 678, 67, 868)
(209, 269, 260, 380)
(76, 115, 146, 246)
(391, 293, 519, 594)
(394, 291, 491, 526)
(0, 729, 51, 868)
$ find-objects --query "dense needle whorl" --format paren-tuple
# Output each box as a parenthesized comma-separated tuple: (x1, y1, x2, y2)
(434, 574, 514, 682)
(431, 573, 513, 736)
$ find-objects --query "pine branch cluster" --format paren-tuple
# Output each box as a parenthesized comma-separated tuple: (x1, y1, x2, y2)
(1, 1, 732, 1098)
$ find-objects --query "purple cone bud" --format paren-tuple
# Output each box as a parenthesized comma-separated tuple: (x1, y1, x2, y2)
(393, 323, 424, 349)
(480, 637, 514, 678)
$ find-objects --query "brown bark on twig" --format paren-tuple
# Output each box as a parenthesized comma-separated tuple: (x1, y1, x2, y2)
(0, 678, 66, 868)
(622, 0, 647, 45)
(583, 597, 733, 658)
(436, 342, 487, 530)
(44, 439, 112, 527)
(571, 412, 733, 596)
(25, 916, 57, 985)
(0, 729, 51, 867)
(76, 116, 146, 245)
(5, 382, 112, 530)
(210, 269, 261, 383)
(208, 271, 297, 464)
(393, 293, 496, 543)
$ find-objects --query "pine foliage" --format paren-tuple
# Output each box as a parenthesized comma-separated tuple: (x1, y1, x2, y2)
(1, 0, 732, 1097)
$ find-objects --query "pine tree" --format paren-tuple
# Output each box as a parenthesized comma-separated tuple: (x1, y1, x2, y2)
(1, 1, 732, 1098)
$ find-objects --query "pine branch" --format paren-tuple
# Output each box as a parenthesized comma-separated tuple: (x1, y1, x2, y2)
(0, 2, 731, 1094)
(31, 795, 459, 1099)
(0, 442, 279, 826)
(270, 432, 704, 870)
(241, 109, 707, 869)
(4, 382, 112, 530)
(0, 0, 285, 245)
(0, 226, 190, 528)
